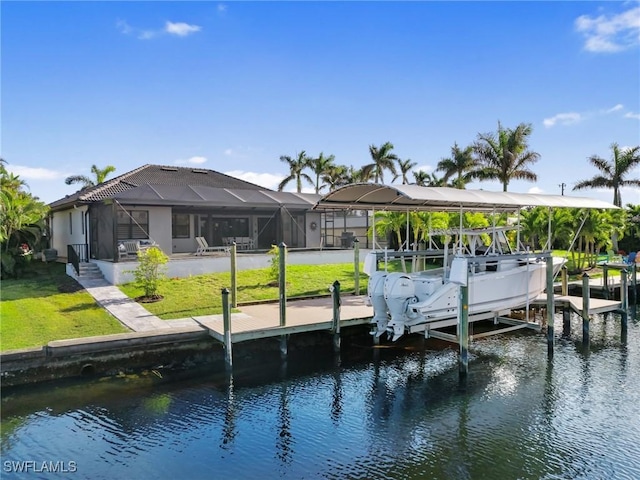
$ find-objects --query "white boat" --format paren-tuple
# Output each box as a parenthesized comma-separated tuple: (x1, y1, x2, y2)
(315, 183, 618, 342)
(367, 227, 566, 340)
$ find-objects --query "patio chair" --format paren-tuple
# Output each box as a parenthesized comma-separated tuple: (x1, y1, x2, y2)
(119, 240, 140, 260)
(195, 237, 229, 255)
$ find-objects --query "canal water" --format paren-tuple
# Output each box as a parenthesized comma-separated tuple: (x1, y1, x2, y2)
(2, 310, 640, 480)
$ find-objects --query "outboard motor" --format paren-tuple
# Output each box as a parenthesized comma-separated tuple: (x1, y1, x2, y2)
(367, 271, 389, 336)
(384, 273, 416, 341)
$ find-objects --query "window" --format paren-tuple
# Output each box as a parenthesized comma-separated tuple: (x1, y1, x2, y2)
(117, 210, 148, 240)
(81, 211, 85, 235)
(172, 213, 190, 238)
(69, 212, 73, 235)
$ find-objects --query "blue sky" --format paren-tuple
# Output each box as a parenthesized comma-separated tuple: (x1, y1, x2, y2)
(2, 1, 639, 205)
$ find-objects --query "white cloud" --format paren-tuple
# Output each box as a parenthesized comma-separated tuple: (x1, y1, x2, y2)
(138, 30, 158, 41)
(543, 112, 583, 128)
(217, 4, 227, 13)
(225, 170, 284, 190)
(606, 104, 624, 113)
(174, 156, 207, 165)
(116, 19, 132, 35)
(527, 186, 544, 194)
(624, 111, 640, 120)
(222, 146, 262, 159)
(575, 6, 640, 53)
(7, 165, 68, 181)
(117, 20, 201, 40)
(165, 21, 201, 37)
(413, 164, 434, 173)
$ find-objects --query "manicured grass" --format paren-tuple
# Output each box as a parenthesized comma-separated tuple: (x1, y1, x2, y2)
(119, 263, 369, 320)
(0, 263, 128, 351)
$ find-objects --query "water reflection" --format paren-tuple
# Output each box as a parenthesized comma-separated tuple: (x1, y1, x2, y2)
(2, 314, 640, 479)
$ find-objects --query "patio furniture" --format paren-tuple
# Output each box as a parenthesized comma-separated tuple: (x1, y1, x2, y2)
(118, 240, 140, 260)
(195, 237, 230, 256)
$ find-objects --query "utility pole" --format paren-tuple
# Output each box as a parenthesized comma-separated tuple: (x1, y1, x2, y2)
(559, 183, 566, 195)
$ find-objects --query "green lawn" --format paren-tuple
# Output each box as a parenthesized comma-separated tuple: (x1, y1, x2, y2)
(119, 263, 368, 320)
(0, 263, 128, 351)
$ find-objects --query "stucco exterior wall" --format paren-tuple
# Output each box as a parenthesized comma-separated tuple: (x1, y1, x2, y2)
(50, 206, 89, 259)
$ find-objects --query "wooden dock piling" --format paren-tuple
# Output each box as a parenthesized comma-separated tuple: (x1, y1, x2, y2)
(353, 239, 360, 296)
(222, 288, 233, 371)
(279, 242, 288, 359)
(230, 243, 238, 308)
(331, 280, 341, 352)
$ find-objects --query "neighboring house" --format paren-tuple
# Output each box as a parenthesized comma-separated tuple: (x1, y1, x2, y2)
(48, 164, 323, 263)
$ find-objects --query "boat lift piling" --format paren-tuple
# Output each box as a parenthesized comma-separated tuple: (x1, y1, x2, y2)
(582, 273, 590, 346)
(458, 273, 469, 377)
(561, 266, 571, 336)
(546, 255, 555, 357)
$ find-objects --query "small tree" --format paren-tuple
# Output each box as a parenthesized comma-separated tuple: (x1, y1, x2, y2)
(268, 244, 287, 286)
(131, 246, 168, 299)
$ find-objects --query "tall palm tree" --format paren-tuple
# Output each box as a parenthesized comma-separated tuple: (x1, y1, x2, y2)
(277, 151, 312, 193)
(473, 122, 540, 192)
(572, 143, 640, 207)
(321, 164, 349, 192)
(65, 164, 116, 190)
(394, 158, 417, 184)
(436, 143, 478, 189)
(307, 152, 335, 194)
(413, 170, 445, 187)
(366, 141, 398, 184)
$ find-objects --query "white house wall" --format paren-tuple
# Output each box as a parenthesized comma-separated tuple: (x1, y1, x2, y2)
(91, 248, 372, 285)
(145, 206, 173, 255)
(50, 206, 89, 260)
(305, 211, 322, 248)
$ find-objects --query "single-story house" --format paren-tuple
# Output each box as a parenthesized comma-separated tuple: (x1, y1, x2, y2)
(47, 164, 325, 264)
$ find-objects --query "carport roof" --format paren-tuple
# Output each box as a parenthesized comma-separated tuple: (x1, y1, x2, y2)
(314, 183, 618, 212)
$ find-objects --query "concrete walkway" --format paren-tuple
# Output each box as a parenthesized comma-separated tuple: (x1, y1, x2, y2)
(76, 277, 178, 332)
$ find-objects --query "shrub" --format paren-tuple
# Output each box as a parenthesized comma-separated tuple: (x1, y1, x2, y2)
(268, 243, 287, 286)
(130, 246, 168, 298)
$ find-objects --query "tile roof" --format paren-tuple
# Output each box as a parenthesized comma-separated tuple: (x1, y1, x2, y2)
(48, 164, 266, 210)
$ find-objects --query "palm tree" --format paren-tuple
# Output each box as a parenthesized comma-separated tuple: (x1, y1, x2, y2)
(65, 164, 116, 190)
(572, 143, 640, 207)
(307, 152, 335, 194)
(394, 158, 417, 184)
(277, 151, 312, 193)
(371, 211, 409, 271)
(473, 122, 540, 192)
(0, 158, 28, 193)
(321, 164, 349, 192)
(436, 143, 478, 189)
(366, 142, 398, 184)
(413, 170, 445, 187)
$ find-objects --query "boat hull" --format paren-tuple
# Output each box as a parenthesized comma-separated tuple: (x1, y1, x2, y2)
(372, 256, 565, 341)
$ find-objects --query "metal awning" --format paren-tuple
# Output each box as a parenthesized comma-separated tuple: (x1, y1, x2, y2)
(112, 184, 321, 209)
(314, 184, 618, 212)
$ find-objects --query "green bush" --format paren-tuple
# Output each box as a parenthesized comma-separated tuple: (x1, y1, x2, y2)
(130, 247, 169, 298)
